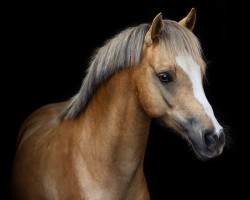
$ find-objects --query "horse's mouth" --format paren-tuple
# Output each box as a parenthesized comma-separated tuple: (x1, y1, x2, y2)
(191, 142, 224, 160)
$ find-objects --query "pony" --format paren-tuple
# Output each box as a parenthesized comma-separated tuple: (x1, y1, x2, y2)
(11, 8, 225, 200)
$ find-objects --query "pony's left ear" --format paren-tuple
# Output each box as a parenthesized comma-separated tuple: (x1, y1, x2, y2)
(145, 12, 163, 46)
(179, 8, 196, 31)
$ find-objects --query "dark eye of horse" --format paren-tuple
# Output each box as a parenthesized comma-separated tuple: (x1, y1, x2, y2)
(158, 72, 173, 84)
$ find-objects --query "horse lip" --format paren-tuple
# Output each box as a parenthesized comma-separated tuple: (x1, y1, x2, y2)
(192, 143, 213, 160)
(191, 142, 222, 160)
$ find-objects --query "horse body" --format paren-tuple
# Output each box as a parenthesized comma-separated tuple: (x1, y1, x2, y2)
(11, 8, 225, 200)
(12, 69, 150, 199)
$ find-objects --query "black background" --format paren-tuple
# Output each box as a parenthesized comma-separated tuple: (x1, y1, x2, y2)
(3, 0, 249, 199)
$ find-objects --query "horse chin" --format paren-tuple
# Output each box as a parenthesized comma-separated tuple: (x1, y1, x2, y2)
(191, 142, 223, 160)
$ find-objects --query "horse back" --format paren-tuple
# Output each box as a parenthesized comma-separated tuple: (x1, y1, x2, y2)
(11, 102, 68, 200)
(16, 102, 66, 150)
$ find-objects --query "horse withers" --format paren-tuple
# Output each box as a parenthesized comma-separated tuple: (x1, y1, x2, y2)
(11, 8, 225, 200)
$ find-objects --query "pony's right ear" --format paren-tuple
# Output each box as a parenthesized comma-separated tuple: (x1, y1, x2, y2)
(145, 12, 163, 46)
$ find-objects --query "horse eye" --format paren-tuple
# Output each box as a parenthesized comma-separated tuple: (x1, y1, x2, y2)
(158, 72, 173, 83)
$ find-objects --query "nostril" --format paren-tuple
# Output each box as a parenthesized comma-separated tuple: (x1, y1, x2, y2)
(204, 131, 218, 149)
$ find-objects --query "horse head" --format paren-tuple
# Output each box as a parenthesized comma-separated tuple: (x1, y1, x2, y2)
(134, 8, 225, 159)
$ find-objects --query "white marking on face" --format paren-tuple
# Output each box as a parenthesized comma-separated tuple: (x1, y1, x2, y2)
(175, 55, 222, 134)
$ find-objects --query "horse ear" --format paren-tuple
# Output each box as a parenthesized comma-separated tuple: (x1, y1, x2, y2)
(145, 12, 163, 46)
(179, 8, 196, 31)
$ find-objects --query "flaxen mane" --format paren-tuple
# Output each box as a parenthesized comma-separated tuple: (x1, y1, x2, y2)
(62, 20, 203, 119)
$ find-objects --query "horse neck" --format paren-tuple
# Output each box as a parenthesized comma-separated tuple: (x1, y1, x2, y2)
(77, 68, 151, 180)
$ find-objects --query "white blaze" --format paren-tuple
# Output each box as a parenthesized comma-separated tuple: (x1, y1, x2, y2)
(175, 55, 222, 134)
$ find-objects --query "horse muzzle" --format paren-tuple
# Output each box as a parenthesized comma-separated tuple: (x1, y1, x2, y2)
(190, 130, 225, 160)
